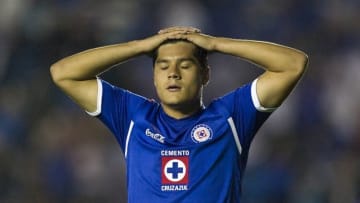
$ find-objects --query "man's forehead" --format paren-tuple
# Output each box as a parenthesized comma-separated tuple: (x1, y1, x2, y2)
(157, 41, 197, 59)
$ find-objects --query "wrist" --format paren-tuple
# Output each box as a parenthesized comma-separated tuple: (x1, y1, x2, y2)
(210, 37, 229, 52)
(127, 40, 147, 55)
(135, 35, 164, 55)
(208, 37, 217, 52)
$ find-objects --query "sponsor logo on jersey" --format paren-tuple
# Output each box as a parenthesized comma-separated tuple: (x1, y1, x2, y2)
(191, 124, 213, 143)
(161, 150, 190, 191)
(145, 128, 165, 143)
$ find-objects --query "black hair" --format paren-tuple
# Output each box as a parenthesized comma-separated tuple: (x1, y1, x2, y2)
(151, 39, 208, 69)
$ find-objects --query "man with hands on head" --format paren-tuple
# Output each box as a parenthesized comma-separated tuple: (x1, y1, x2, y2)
(51, 26, 308, 202)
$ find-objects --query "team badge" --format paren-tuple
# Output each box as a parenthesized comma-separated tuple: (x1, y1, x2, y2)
(191, 124, 213, 143)
(162, 156, 189, 185)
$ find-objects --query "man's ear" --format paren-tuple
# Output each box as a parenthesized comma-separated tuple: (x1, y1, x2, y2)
(153, 71, 157, 87)
(202, 66, 210, 86)
(154, 77, 157, 88)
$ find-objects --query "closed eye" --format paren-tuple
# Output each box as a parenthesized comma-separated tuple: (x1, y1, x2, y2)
(156, 61, 169, 70)
(159, 65, 168, 70)
(179, 61, 193, 69)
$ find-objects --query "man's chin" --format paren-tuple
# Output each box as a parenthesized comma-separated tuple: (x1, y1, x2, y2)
(162, 102, 183, 109)
(161, 99, 199, 109)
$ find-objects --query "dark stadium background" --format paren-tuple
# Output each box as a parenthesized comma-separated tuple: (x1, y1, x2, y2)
(0, 0, 359, 202)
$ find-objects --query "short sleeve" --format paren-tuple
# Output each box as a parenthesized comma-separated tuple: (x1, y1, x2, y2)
(220, 80, 276, 149)
(251, 78, 277, 112)
(86, 78, 103, 116)
(86, 78, 146, 150)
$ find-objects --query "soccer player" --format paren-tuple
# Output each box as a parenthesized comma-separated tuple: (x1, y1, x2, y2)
(50, 26, 308, 202)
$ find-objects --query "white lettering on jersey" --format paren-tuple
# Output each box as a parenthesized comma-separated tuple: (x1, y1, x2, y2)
(145, 128, 165, 143)
(161, 185, 188, 191)
(161, 150, 190, 156)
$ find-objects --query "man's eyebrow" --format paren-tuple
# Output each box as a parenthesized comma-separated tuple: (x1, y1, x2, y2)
(179, 58, 196, 63)
(155, 59, 169, 63)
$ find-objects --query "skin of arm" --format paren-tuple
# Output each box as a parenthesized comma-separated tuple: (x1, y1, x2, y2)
(50, 27, 199, 112)
(173, 33, 309, 108)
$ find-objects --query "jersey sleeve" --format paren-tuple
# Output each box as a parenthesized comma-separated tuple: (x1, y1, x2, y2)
(86, 78, 146, 151)
(220, 79, 276, 150)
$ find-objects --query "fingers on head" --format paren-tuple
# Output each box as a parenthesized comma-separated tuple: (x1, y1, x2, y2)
(167, 33, 187, 40)
(159, 26, 201, 34)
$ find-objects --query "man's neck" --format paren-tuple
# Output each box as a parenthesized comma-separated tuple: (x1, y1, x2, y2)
(161, 101, 203, 120)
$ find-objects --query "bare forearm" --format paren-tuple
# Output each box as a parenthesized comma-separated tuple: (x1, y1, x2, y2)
(212, 38, 308, 73)
(50, 27, 196, 82)
(50, 40, 144, 82)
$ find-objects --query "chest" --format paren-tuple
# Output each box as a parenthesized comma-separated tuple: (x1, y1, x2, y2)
(123, 107, 242, 197)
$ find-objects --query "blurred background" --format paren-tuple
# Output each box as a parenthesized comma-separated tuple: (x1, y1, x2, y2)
(0, 0, 359, 202)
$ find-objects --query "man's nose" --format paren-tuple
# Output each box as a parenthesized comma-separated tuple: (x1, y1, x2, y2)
(168, 66, 181, 79)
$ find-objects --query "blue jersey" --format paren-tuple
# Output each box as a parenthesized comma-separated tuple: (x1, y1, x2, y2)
(88, 78, 274, 203)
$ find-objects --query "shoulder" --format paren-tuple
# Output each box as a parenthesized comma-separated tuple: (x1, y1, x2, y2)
(95, 78, 159, 116)
(100, 79, 151, 103)
(209, 82, 252, 113)
(212, 79, 276, 113)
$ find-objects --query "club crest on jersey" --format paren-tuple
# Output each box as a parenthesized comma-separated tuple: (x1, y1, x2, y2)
(191, 124, 213, 143)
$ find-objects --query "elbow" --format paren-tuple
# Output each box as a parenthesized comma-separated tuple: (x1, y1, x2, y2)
(50, 62, 66, 85)
(299, 52, 309, 71)
(292, 51, 309, 76)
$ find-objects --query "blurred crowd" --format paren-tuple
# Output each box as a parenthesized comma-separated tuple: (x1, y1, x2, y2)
(0, 0, 359, 202)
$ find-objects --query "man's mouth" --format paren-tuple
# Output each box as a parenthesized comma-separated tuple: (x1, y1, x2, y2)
(167, 85, 181, 92)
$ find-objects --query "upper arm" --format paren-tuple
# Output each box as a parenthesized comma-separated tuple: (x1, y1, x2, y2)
(53, 77, 98, 113)
(256, 55, 308, 108)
